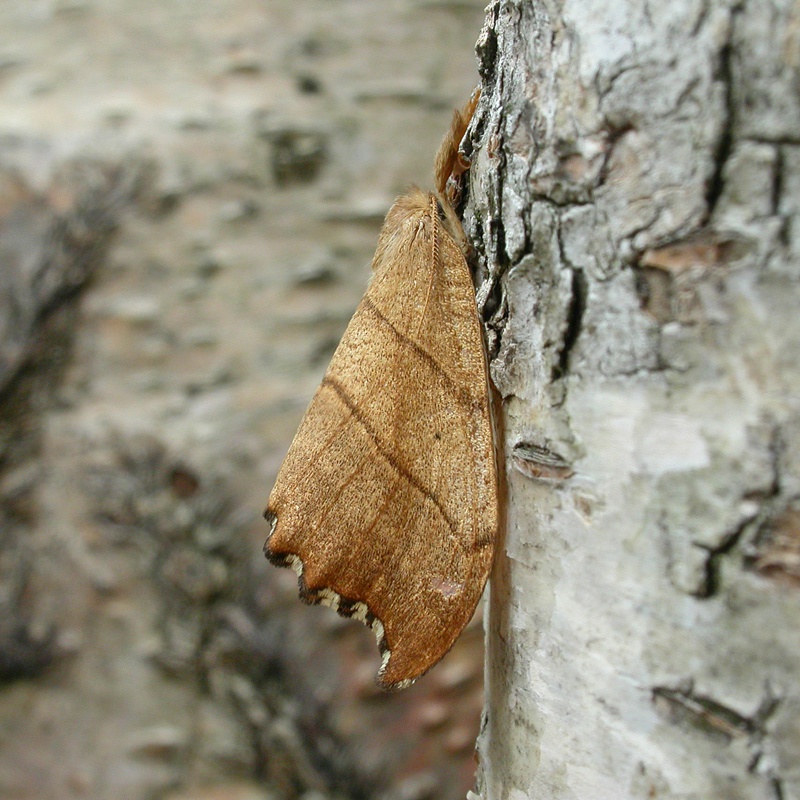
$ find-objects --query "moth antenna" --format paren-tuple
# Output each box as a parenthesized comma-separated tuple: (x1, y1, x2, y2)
(434, 87, 480, 201)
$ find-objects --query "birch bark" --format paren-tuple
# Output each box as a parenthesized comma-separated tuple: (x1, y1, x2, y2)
(465, 1, 800, 797)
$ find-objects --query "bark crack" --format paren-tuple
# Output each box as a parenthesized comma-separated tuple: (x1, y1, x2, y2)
(694, 524, 745, 599)
(552, 267, 586, 382)
(652, 682, 779, 742)
(693, 425, 783, 597)
(704, 4, 744, 217)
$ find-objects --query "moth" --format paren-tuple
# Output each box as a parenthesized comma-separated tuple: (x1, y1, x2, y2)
(264, 90, 499, 689)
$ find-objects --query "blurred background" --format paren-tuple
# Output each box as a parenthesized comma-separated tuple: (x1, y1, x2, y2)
(0, 2, 488, 799)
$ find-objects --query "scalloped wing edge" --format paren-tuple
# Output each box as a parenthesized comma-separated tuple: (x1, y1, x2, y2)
(263, 509, 415, 691)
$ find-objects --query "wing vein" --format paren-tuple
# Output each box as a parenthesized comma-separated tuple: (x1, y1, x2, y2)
(322, 375, 458, 534)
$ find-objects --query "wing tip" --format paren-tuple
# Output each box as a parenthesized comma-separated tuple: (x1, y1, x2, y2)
(263, 509, 418, 690)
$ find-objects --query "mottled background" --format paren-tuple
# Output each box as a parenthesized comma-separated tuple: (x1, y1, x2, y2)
(0, 2, 488, 799)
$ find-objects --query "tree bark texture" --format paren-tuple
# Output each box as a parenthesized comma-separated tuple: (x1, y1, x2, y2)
(465, 1, 800, 798)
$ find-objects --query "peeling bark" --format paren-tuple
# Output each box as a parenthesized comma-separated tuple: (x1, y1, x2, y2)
(466, 1, 800, 797)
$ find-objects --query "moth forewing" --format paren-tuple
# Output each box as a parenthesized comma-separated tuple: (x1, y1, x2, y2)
(264, 90, 497, 689)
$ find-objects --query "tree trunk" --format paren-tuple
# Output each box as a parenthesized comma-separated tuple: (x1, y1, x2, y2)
(466, 1, 800, 797)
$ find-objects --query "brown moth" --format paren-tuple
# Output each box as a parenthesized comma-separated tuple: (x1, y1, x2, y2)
(264, 91, 498, 690)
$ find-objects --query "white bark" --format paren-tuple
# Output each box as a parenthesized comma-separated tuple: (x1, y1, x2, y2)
(465, 1, 800, 798)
